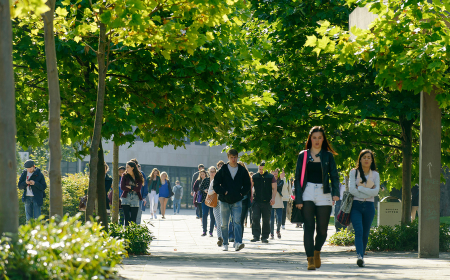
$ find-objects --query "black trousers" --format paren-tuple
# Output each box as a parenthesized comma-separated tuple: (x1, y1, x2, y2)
(252, 201, 272, 240)
(240, 198, 249, 237)
(123, 205, 139, 226)
(282, 201, 288, 226)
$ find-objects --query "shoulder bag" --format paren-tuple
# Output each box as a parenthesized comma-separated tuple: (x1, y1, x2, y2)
(336, 171, 355, 226)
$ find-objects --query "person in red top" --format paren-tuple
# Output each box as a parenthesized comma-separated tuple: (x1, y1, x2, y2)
(120, 161, 144, 226)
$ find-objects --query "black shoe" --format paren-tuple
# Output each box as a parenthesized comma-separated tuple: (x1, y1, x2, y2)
(217, 237, 223, 247)
(270, 234, 274, 240)
(250, 238, 260, 242)
(201, 232, 207, 236)
(261, 239, 269, 243)
(229, 238, 234, 243)
(277, 231, 281, 239)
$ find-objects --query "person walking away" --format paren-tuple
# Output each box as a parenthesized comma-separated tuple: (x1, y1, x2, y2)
(18, 160, 47, 221)
(173, 180, 183, 214)
(158, 172, 172, 219)
(281, 169, 293, 230)
(147, 168, 161, 219)
(213, 149, 251, 251)
(334, 180, 347, 232)
(270, 169, 284, 239)
(349, 149, 380, 267)
(411, 183, 419, 221)
(251, 162, 276, 243)
(207, 166, 224, 246)
(199, 170, 215, 236)
(134, 162, 148, 224)
(120, 161, 144, 226)
(294, 126, 340, 270)
(192, 164, 205, 219)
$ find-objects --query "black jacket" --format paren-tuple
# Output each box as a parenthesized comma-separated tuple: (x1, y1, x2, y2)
(18, 168, 47, 206)
(252, 172, 274, 203)
(213, 163, 251, 204)
(294, 150, 339, 204)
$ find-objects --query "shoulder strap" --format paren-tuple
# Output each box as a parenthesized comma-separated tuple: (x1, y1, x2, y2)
(301, 150, 307, 188)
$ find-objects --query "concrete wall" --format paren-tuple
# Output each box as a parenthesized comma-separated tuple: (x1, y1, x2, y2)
(83, 140, 258, 170)
(349, 6, 378, 39)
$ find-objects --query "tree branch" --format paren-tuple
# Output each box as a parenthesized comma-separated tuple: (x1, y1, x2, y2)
(356, 141, 401, 150)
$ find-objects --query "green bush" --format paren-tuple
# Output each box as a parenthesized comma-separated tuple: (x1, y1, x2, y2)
(367, 220, 450, 252)
(0, 214, 126, 279)
(329, 228, 355, 246)
(17, 173, 89, 225)
(109, 222, 153, 255)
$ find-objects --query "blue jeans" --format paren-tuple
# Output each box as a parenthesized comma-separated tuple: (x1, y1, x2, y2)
(270, 208, 283, 234)
(220, 200, 242, 245)
(202, 201, 216, 234)
(350, 201, 375, 258)
(173, 199, 181, 213)
(24, 196, 41, 221)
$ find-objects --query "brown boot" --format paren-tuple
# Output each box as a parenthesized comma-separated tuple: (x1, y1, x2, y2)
(314, 250, 321, 268)
(307, 257, 316, 270)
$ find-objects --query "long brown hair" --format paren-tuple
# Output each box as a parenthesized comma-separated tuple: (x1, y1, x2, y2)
(305, 126, 337, 155)
(125, 161, 144, 184)
(355, 149, 377, 183)
(197, 169, 208, 181)
(149, 168, 160, 180)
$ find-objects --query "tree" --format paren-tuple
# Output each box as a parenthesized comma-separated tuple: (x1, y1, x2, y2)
(43, 0, 63, 218)
(310, 0, 450, 224)
(111, 142, 119, 223)
(0, 0, 19, 235)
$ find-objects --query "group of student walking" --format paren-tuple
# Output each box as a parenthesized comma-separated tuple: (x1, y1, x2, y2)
(194, 126, 380, 269)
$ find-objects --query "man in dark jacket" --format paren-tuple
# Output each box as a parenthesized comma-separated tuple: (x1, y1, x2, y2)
(251, 162, 276, 243)
(214, 149, 251, 252)
(18, 160, 47, 221)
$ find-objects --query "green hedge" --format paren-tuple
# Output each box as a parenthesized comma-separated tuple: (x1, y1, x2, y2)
(0, 214, 126, 279)
(18, 173, 89, 225)
(328, 220, 450, 252)
(109, 222, 153, 255)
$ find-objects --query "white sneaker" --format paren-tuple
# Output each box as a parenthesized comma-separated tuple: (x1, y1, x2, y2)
(223, 245, 228, 251)
(154, 214, 157, 219)
(150, 213, 154, 219)
(282, 225, 285, 230)
(357, 256, 365, 267)
(235, 243, 245, 251)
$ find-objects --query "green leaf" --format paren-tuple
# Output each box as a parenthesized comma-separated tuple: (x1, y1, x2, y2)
(304, 35, 317, 47)
(99, 11, 112, 24)
(56, 7, 68, 17)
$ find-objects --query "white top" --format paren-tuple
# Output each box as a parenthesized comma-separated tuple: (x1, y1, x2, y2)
(339, 182, 345, 200)
(349, 169, 380, 202)
(273, 190, 284, 208)
(281, 179, 293, 202)
(228, 165, 238, 179)
(208, 179, 215, 195)
(26, 171, 34, 196)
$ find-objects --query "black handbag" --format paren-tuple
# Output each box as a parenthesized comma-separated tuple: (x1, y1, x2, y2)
(290, 200, 304, 223)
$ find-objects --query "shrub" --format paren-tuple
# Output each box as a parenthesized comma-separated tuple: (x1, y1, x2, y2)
(0, 214, 126, 279)
(109, 222, 153, 255)
(367, 220, 450, 252)
(329, 228, 355, 246)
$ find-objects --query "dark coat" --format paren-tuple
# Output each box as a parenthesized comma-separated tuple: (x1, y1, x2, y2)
(294, 150, 339, 205)
(198, 177, 211, 203)
(18, 168, 47, 206)
(105, 174, 113, 209)
(213, 163, 251, 204)
(120, 174, 143, 200)
(252, 172, 275, 203)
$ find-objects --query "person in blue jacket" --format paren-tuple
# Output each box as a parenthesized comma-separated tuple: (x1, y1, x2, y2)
(18, 160, 47, 221)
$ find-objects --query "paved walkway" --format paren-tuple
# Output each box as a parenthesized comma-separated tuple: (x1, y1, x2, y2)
(117, 208, 450, 279)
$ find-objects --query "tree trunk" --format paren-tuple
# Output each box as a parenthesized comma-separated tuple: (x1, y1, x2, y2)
(86, 18, 108, 222)
(43, 0, 63, 218)
(0, 0, 19, 235)
(111, 142, 119, 223)
(400, 115, 414, 225)
(96, 141, 108, 230)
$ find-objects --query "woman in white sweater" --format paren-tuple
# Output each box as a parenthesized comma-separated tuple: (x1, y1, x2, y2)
(349, 149, 380, 268)
(207, 166, 223, 247)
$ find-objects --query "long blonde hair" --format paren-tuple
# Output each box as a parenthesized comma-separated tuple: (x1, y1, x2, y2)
(160, 171, 169, 182)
